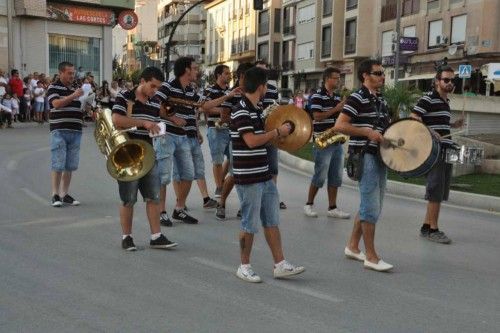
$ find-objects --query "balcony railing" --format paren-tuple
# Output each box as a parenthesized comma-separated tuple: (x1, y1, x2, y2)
(244, 39, 249, 51)
(258, 22, 270, 36)
(282, 60, 294, 71)
(321, 42, 332, 58)
(345, 35, 356, 54)
(231, 42, 237, 54)
(283, 25, 295, 35)
(346, 0, 358, 11)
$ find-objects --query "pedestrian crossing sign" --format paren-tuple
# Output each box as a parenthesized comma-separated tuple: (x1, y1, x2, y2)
(458, 64, 472, 78)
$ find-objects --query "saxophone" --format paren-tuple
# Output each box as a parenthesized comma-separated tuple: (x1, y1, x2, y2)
(314, 127, 349, 149)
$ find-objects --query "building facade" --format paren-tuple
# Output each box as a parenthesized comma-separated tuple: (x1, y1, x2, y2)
(2, 0, 135, 83)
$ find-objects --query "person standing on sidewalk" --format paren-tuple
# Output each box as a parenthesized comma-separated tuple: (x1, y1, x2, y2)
(231, 66, 305, 283)
(111, 66, 177, 251)
(304, 67, 350, 219)
(334, 59, 393, 272)
(47, 62, 85, 207)
(411, 66, 464, 244)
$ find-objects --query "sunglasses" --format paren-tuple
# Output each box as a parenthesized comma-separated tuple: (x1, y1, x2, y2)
(369, 71, 385, 77)
(440, 78, 454, 84)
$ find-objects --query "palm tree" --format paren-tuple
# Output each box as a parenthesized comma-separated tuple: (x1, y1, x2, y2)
(382, 83, 421, 121)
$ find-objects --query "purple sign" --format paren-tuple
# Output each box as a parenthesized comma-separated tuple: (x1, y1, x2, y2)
(399, 37, 418, 51)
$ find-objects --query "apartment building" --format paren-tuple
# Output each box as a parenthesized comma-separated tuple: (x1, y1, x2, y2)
(158, 0, 206, 75)
(378, 0, 500, 95)
(204, 0, 256, 80)
(2, 0, 135, 83)
(255, 0, 282, 69)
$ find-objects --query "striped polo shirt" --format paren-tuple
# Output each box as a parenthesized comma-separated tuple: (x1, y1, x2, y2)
(111, 88, 160, 145)
(155, 78, 203, 137)
(203, 83, 228, 128)
(222, 84, 242, 112)
(412, 90, 452, 147)
(310, 86, 342, 137)
(262, 82, 278, 109)
(342, 85, 390, 155)
(47, 80, 83, 132)
(230, 96, 272, 185)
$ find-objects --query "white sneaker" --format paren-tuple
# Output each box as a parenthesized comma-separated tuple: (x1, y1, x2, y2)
(273, 260, 305, 279)
(364, 259, 394, 272)
(327, 208, 351, 219)
(304, 204, 318, 217)
(236, 265, 262, 283)
(344, 247, 366, 261)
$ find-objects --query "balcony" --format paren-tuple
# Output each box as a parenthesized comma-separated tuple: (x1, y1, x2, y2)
(259, 22, 270, 36)
(283, 25, 295, 36)
(244, 39, 249, 51)
(282, 60, 295, 71)
(345, 35, 356, 54)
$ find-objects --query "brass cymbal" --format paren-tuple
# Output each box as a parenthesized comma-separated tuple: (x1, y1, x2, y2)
(264, 105, 312, 152)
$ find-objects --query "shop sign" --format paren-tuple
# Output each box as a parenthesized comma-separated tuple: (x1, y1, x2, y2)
(399, 37, 418, 52)
(340, 64, 353, 74)
(118, 10, 139, 30)
(47, 3, 115, 26)
(382, 54, 408, 67)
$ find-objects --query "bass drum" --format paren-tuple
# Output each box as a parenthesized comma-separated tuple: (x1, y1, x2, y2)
(379, 118, 441, 178)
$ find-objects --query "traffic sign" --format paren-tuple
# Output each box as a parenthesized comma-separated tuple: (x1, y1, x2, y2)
(458, 64, 472, 78)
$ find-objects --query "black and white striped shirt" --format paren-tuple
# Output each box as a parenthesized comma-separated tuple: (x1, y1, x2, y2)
(111, 88, 160, 145)
(412, 90, 452, 147)
(262, 82, 278, 109)
(203, 83, 228, 128)
(230, 96, 272, 185)
(155, 78, 203, 137)
(47, 80, 83, 132)
(310, 86, 342, 137)
(342, 86, 390, 155)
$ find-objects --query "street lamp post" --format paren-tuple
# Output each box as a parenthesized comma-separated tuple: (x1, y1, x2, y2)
(7, 0, 14, 71)
(393, 0, 402, 84)
(164, 0, 207, 78)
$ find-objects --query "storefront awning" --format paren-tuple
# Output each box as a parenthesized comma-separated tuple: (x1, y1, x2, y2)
(398, 73, 436, 81)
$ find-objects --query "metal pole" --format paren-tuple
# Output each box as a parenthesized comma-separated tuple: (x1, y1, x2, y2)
(394, 0, 401, 84)
(164, 0, 206, 78)
(7, 0, 14, 71)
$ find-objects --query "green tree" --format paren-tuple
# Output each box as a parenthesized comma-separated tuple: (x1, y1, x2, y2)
(382, 83, 421, 121)
(130, 69, 142, 85)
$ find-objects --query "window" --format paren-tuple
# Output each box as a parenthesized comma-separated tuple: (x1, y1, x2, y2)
(297, 41, 314, 60)
(345, 19, 357, 54)
(273, 42, 280, 66)
(381, 30, 393, 57)
(274, 8, 281, 33)
(49, 34, 101, 83)
(346, 0, 358, 10)
(258, 10, 269, 36)
(451, 15, 466, 44)
(297, 4, 315, 24)
(427, 0, 440, 10)
(323, 0, 332, 17)
(258, 42, 269, 62)
(321, 25, 332, 58)
(428, 19, 442, 47)
(403, 25, 416, 37)
(403, 0, 419, 16)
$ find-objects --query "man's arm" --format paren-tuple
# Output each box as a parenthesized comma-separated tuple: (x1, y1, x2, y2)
(51, 88, 84, 109)
(199, 87, 242, 112)
(241, 123, 292, 148)
(334, 113, 383, 143)
(313, 99, 346, 121)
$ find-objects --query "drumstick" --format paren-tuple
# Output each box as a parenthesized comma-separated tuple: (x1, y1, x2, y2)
(441, 129, 467, 139)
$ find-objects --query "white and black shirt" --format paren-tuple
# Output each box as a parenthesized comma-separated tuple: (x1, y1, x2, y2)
(412, 90, 452, 147)
(310, 86, 342, 137)
(47, 80, 83, 132)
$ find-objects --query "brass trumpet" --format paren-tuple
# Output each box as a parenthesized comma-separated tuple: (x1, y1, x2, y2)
(161, 97, 204, 117)
(314, 127, 349, 149)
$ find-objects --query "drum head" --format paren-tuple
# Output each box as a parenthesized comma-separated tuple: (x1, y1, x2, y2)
(379, 119, 434, 173)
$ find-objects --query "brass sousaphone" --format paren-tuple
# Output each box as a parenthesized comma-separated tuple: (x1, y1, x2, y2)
(264, 104, 313, 152)
(94, 108, 155, 182)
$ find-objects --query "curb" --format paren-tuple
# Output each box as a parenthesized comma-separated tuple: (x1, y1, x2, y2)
(279, 151, 500, 214)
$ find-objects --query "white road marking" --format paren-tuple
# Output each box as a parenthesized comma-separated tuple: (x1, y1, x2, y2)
(20, 187, 48, 206)
(54, 217, 113, 229)
(4, 216, 71, 227)
(190, 256, 343, 303)
(35, 146, 51, 152)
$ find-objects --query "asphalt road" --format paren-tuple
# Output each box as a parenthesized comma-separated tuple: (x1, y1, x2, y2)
(1, 122, 499, 333)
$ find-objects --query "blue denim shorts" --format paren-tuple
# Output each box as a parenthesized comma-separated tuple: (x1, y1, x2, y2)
(118, 161, 160, 206)
(34, 101, 44, 113)
(173, 136, 205, 181)
(267, 145, 279, 176)
(358, 153, 387, 224)
(235, 180, 280, 234)
(207, 127, 230, 165)
(50, 130, 82, 172)
(311, 143, 344, 188)
(154, 134, 194, 185)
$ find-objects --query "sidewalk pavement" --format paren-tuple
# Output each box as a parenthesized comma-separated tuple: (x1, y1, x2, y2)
(279, 151, 500, 214)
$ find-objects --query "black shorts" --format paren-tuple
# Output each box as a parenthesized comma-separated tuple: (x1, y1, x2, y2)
(425, 157, 452, 202)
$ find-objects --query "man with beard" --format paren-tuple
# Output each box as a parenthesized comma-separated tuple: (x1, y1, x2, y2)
(411, 66, 464, 244)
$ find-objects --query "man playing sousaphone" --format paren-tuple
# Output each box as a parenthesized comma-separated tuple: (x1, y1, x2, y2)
(411, 66, 464, 244)
(111, 66, 177, 251)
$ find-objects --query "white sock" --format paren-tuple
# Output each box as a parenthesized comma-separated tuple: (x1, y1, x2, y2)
(122, 234, 131, 240)
(241, 263, 251, 269)
(151, 232, 162, 240)
(275, 260, 286, 268)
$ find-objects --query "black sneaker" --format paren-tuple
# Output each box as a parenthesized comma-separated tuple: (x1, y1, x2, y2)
(426, 229, 452, 244)
(160, 211, 173, 227)
(62, 194, 80, 206)
(172, 208, 198, 224)
(122, 236, 137, 251)
(51, 194, 62, 207)
(237, 209, 242, 219)
(150, 234, 178, 249)
(279, 201, 287, 209)
(215, 204, 226, 220)
(420, 224, 430, 237)
(203, 198, 218, 209)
